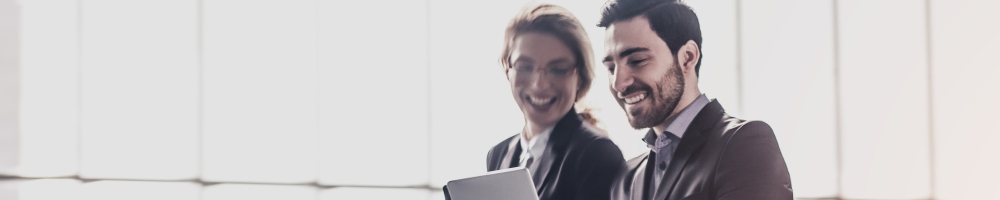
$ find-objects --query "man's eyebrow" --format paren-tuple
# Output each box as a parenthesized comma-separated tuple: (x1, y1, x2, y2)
(603, 47, 651, 63)
(618, 47, 649, 58)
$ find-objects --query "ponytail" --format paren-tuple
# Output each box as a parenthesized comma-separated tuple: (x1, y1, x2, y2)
(576, 103, 606, 134)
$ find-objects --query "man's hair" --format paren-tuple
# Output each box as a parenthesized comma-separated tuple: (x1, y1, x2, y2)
(500, 3, 596, 102)
(598, 0, 704, 76)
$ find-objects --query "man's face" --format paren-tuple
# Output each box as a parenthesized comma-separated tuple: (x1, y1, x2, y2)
(603, 16, 685, 129)
(507, 32, 580, 128)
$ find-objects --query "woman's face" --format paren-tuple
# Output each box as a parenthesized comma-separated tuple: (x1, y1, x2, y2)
(507, 32, 580, 128)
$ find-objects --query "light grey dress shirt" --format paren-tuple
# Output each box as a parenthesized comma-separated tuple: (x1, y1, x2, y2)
(643, 94, 710, 198)
(518, 125, 554, 170)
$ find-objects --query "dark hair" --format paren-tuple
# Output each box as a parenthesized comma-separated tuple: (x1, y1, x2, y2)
(500, 3, 603, 129)
(598, 0, 704, 76)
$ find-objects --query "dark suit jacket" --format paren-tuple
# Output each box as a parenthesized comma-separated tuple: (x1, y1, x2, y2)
(610, 100, 793, 200)
(486, 109, 627, 200)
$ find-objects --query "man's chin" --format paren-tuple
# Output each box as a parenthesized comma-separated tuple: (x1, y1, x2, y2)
(626, 115, 649, 129)
(628, 122, 644, 130)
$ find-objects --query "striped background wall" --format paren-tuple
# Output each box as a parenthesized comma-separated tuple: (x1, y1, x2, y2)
(1, 0, 998, 199)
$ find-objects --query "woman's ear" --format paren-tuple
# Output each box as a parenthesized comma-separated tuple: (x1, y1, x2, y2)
(503, 65, 512, 81)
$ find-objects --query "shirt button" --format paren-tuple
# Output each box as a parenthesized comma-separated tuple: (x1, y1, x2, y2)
(658, 162, 667, 170)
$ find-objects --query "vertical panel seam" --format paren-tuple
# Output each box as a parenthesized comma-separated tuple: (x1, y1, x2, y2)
(194, 0, 205, 180)
(76, 0, 84, 178)
(831, 0, 844, 198)
(197, 0, 206, 182)
(314, 0, 322, 185)
(426, 0, 434, 190)
(734, 0, 744, 115)
(924, 0, 937, 198)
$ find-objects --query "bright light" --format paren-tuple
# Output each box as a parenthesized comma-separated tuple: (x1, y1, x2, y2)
(930, 0, 1000, 199)
(427, 0, 534, 186)
(201, 0, 320, 183)
(203, 184, 316, 200)
(838, 0, 931, 198)
(0, 179, 81, 200)
(321, 187, 429, 200)
(14, 0, 79, 178)
(316, 0, 430, 186)
(3, 1, 999, 199)
(78, 0, 199, 180)
(740, 0, 839, 198)
(80, 181, 200, 200)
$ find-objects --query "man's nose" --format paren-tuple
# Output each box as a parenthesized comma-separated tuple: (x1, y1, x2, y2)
(612, 66, 632, 93)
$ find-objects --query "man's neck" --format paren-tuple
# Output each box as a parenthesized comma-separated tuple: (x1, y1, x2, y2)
(652, 89, 701, 137)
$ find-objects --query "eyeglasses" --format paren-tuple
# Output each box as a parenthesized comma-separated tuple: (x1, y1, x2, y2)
(507, 63, 578, 80)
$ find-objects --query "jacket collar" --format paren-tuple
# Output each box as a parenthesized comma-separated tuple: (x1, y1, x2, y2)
(652, 99, 726, 200)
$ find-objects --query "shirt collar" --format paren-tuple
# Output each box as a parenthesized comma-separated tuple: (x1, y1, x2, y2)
(643, 94, 710, 147)
(520, 125, 555, 160)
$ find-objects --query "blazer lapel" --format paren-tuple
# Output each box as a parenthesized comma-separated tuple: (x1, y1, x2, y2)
(653, 100, 725, 200)
(531, 145, 555, 189)
(533, 108, 582, 192)
(632, 156, 650, 200)
(498, 136, 521, 170)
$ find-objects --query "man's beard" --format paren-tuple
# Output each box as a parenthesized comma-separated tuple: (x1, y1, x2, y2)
(625, 61, 685, 129)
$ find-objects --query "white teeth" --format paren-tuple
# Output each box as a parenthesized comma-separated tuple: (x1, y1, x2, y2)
(623, 93, 646, 104)
(528, 96, 553, 106)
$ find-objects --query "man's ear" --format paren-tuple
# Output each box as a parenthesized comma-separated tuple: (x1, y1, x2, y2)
(678, 40, 700, 75)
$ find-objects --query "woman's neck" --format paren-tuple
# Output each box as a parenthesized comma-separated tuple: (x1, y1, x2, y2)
(522, 122, 552, 143)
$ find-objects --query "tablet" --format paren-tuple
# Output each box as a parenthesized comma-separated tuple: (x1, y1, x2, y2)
(444, 167, 539, 200)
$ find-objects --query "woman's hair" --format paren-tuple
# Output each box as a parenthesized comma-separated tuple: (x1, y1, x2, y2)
(499, 3, 604, 130)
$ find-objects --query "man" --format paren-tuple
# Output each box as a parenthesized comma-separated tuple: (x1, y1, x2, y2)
(598, 0, 793, 199)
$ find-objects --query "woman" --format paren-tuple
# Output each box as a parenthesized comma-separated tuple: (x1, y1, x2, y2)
(485, 3, 626, 200)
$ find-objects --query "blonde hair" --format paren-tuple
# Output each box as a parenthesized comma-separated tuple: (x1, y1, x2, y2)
(499, 3, 602, 129)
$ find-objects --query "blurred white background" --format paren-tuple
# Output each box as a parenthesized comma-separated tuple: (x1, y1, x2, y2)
(1, 0, 998, 199)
